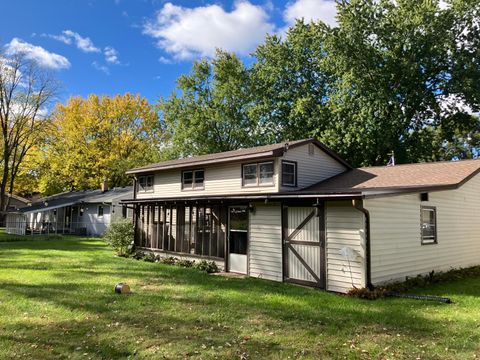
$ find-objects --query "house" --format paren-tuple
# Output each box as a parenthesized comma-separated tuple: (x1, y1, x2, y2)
(3, 193, 30, 211)
(0, 193, 30, 227)
(6, 186, 133, 236)
(122, 139, 480, 293)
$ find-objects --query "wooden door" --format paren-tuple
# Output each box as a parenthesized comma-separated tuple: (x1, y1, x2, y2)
(283, 205, 325, 288)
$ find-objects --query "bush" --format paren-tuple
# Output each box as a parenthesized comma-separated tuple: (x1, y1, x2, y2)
(143, 252, 157, 262)
(103, 220, 135, 256)
(194, 260, 219, 273)
(133, 250, 145, 260)
(160, 256, 177, 265)
(176, 259, 195, 268)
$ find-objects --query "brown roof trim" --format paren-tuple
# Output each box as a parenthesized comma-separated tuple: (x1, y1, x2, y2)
(121, 192, 362, 204)
(126, 151, 277, 174)
(288, 139, 352, 169)
(126, 138, 352, 175)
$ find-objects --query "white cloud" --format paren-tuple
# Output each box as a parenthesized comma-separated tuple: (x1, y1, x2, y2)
(283, 0, 338, 27)
(143, 1, 275, 60)
(4, 38, 70, 70)
(159, 56, 174, 64)
(46, 30, 100, 52)
(92, 61, 110, 75)
(104, 46, 120, 64)
(62, 30, 100, 53)
(45, 33, 72, 45)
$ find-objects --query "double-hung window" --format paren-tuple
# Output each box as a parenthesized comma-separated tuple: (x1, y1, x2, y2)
(421, 206, 437, 245)
(281, 161, 297, 187)
(182, 169, 205, 190)
(242, 161, 274, 186)
(138, 175, 154, 192)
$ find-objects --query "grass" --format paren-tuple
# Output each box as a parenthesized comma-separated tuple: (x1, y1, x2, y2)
(0, 235, 479, 359)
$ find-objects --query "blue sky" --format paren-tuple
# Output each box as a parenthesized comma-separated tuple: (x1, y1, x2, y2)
(2, 0, 337, 104)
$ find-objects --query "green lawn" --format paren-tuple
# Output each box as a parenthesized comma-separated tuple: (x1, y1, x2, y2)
(0, 235, 479, 359)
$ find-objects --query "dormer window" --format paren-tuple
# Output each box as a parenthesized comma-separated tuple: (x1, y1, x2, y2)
(242, 161, 274, 186)
(182, 169, 205, 190)
(138, 175, 154, 192)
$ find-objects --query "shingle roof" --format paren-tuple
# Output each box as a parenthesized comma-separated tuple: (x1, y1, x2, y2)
(126, 139, 351, 174)
(306, 159, 480, 194)
(21, 187, 133, 213)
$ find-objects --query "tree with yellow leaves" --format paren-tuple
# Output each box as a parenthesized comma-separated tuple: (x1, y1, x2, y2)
(38, 93, 163, 194)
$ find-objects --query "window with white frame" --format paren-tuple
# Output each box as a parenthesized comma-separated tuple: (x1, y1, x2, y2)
(282, 161, 297, 187)
(421, 206, 437, 245)
(182, 169, 205, 190)
(242, 161, 274, 186)
(138, 175, 154, 192)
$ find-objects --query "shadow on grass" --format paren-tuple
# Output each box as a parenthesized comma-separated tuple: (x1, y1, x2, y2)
(0, 236, 105, 251)
(1, 238, 480, 358)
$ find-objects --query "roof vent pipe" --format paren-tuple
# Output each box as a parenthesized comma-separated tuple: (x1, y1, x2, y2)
(284, 142, 289, 153)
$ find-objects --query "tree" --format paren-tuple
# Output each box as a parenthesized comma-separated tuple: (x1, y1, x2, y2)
(40, 93, 162, 194)
(0, 53, 56, 217)
(250, 21, 333, 143)
(322, 0, 480, 165)
(159, 50, 259, 158)
(249, 0, 480, 166)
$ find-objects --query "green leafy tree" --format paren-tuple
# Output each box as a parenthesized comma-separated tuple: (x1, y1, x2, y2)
(159, 50, 259, 158)
(321, 0, 480, 165)
(250, 21, 333, 144)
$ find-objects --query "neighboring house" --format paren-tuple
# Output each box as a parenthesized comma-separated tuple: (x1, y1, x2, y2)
(3, 193, 30, 211)
(6, 186, 133, 236)
(0, 194, 30, 227)
(122, 138, 480, 293)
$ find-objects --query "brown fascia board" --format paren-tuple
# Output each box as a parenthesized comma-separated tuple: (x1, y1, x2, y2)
(360, 183, 463, 198)
(288, 139, 353, 169)
(120, 192, 362, 203)
(126, 138, 352, 175)
(361, 166, 480, 198)
(126, 150, 280, 175)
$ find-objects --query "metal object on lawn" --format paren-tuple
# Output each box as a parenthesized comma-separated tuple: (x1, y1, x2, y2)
(115, 282, 131, 294)
(386, 292, 452, 304)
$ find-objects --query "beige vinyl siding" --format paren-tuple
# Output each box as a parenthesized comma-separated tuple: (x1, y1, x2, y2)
(136, 159, 280, 199)
(365, 173, 480, 285)
(326, 201, 365, 293)
(248, 204, 283, 282)
(281, 144, 347, 191)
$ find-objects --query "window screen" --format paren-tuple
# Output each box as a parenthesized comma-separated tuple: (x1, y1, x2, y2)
(421, 206, 437, 244)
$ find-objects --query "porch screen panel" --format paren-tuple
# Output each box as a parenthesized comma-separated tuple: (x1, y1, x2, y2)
(195, 207, 203, 254)
(140, 206, 146, 247)
(191, 206, 197, 254)
(183, 207, 191, 253)
(163, 206, 169, 250)
(210, 206, 219, 257)
(175, 206, 185, 252)
(168, 206, 175, 251)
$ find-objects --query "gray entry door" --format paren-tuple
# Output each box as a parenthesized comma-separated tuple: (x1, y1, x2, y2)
(283, 205, 325, 288)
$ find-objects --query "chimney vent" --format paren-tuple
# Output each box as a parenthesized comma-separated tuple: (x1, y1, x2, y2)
(101, 179, 109, 193)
